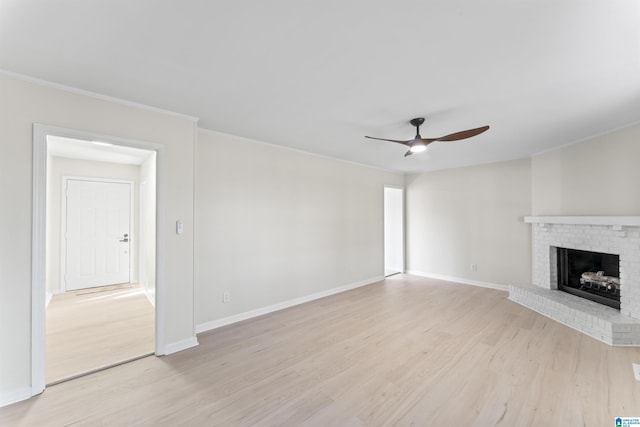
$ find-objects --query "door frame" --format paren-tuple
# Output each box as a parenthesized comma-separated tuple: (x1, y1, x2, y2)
(139, 180, 150, 303)
(31, 123, 165, 396)
(383, 185, 405, 275)
(60, 176, 135, 292)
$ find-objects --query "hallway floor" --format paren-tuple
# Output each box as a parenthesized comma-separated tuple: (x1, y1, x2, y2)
(46, 283, 154, 384)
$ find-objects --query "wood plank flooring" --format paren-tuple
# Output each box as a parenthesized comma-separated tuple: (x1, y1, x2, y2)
(3, 274, 640, 426)
(46, 284, 155, 384)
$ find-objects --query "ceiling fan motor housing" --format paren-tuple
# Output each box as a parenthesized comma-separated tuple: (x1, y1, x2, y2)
(410, 117, 425, 127)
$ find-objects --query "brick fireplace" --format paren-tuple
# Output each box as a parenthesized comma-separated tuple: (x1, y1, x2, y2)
(509, 216, 640, 346)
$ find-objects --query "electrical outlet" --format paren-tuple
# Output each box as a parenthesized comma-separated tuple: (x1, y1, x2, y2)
(471, 264, 478, 272)
(222, 291, 230, 303)
(633, 363, 640, 381)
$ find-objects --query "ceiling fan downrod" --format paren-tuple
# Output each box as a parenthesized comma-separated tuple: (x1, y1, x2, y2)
(409, 118, 427, 152)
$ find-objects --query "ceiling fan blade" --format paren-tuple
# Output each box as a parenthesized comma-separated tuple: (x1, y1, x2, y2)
(432, 125, 490, 142)
(365, 136, 411, 146)
(404, 149, 413, 157)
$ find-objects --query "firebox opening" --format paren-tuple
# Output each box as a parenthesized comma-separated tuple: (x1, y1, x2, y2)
(556, 247, 620, 310)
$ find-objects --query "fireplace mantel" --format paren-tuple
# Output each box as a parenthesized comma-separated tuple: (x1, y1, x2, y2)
(524, 216, 640, 227)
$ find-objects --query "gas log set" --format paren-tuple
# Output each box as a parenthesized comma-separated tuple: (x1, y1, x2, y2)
(557, 247, 621, 310)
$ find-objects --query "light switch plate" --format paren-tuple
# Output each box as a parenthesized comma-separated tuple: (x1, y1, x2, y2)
(633, 363, 640, 381)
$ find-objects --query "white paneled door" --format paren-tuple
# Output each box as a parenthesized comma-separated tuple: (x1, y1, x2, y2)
(65, 179, 131, 291)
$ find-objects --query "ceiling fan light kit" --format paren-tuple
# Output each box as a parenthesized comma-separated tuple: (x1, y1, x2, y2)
(365, 117, 490, 158)
(409, 143, 427, 153)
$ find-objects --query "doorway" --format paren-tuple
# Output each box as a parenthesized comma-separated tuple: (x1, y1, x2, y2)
(32, 125, 162, 392)
(384, 186, 404, 277)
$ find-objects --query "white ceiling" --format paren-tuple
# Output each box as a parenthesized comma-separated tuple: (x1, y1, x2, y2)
(2, 0, 639, 173)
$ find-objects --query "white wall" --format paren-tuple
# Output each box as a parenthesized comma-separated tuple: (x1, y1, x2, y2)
(384, 187, 404, 274)
(46, 156, 141, 294)
(0, 73, 196, 404)
(194, 130, 404, 328)
(532, 122, 640, 215)
(406, 158, 532, 287)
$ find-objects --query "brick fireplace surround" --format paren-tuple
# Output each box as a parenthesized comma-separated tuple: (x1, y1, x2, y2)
(509, 216, 640, 346)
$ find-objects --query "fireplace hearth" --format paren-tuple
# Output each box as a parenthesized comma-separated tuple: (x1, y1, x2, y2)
(556, 247, 620, 309)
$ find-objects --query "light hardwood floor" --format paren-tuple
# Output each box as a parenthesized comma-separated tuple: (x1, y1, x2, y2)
(3, 275, 640, 426)
(46, 284, 155, 384)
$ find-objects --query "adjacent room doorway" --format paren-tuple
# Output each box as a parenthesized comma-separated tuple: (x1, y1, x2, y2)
(384, 186, 404, 277)
(31, 124, 163, 393)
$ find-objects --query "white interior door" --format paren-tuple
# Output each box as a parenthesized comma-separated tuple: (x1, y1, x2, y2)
(65, 179, 131, 290)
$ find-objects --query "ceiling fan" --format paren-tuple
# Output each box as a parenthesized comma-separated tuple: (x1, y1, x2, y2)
(365, 118, 490, 157)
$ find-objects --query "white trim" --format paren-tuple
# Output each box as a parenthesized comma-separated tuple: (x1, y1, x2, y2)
(0, 69, 199, 123)
(32, 124, 165, 394)
(196, 276, 382, 334)
(163, 337, 199, 355)
(191, 120, 198, 340)
(153, 144, 166, 355)
(144, 290, 155, 307)
(60, 176, 135, 292)
(139, 181, 148, 292)
(0, 387, 32, 408)
(524, 216, 640, 227)
(406, 270, 509, 292)
(32, 125, 47, 396)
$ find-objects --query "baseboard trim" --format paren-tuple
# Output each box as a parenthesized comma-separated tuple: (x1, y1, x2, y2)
(45, 291, 53, 308)
(144, 289, 155, 307)
(0, 387, 32, 408)
(161, 336, 199, 355)
(406, 270, 508, 292)
(196, 276, 383, 334)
